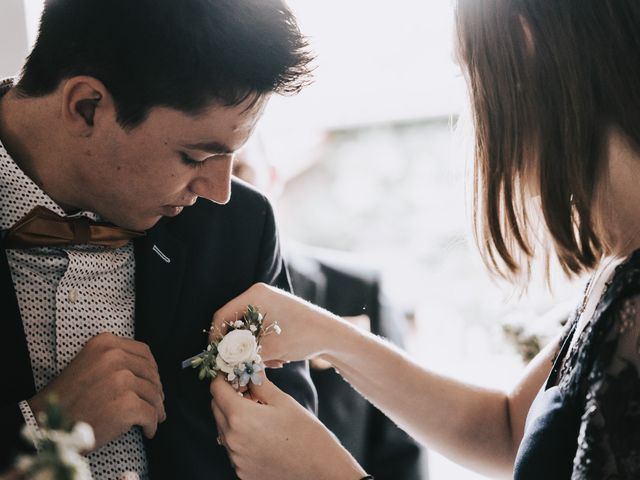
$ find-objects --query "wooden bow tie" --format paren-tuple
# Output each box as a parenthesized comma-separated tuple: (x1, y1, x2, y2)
(4, 206, 145, 249)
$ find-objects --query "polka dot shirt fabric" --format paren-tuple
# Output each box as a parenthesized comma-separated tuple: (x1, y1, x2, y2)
(0, 80, 147, 480)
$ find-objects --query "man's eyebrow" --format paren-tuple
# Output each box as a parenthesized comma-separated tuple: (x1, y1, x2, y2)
(183, 141, 234, 154)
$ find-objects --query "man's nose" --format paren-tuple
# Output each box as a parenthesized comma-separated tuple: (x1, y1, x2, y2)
(189, 155, 233, 204)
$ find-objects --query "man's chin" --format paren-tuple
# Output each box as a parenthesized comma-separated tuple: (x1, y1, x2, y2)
(112, 210, 180, 232)
(137, 215, 163, 231)
(113, 214, 162, 232)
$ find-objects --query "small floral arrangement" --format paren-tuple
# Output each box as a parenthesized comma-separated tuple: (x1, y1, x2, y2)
(181, 305, 281, 389)
(15, 397, 94, 480)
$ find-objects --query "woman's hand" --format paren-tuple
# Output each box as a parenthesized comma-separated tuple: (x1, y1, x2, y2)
(210, 374, 366, 480)
(210, 283, 344, 366)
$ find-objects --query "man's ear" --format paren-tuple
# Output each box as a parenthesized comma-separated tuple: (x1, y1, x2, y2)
(60, 76, 113, 136)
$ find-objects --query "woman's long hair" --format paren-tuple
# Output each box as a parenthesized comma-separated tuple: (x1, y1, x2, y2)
(456, 0, 640, 282)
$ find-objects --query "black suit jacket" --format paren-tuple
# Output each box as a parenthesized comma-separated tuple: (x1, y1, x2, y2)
(287, 246, 425, 480)
(0, 179, 316, 479)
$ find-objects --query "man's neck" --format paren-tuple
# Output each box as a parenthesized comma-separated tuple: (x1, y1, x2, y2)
(0, 85, 41, 181)
(0, 85, 81, 214)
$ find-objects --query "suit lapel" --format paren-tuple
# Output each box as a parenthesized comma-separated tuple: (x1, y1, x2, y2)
(134, 221, 187, 361)
(0, 244, 35, 402)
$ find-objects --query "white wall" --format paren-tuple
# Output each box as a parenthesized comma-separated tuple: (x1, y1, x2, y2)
(23, 0, 45, 48)
(0, 0, 30, 78)
(265, 0, 466, 131)
(258, 0, 468, 178)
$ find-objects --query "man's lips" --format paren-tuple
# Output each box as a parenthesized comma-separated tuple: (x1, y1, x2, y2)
(161, 198, 197, 216)
(162, 205, 186, 216)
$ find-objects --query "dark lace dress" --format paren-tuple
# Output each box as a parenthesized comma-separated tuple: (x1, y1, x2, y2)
(514, 251, 640, 479)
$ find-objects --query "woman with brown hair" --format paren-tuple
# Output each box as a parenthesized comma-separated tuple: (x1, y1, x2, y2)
(209, 1, 640, 478)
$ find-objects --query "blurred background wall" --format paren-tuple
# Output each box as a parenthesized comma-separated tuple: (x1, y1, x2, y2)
(0, 0, 29, 78)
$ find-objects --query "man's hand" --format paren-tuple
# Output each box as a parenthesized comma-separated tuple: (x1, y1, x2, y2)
(28, 333, 166, 450)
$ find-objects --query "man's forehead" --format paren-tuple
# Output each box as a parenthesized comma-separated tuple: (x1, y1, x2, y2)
(151, 97, 266, 152)
(179, 120, 259, 154)
(194, 96, 267, 132)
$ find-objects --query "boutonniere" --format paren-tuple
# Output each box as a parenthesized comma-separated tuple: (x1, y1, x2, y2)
(181, 305, 281, 389)
(15, 396, 94, 480)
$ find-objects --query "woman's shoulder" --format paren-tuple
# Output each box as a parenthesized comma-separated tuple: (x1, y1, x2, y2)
(563, 251, 640, 386)
(600, 250, 640, 315)
(561, 250, 640, 478)
(589, 250, 640, 373)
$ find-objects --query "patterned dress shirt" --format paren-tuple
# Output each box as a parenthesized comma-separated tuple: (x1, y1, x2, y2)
(0, 78, 147, 480)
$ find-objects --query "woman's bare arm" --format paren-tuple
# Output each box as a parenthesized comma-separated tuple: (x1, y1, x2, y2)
(212, 283, 560, 478)
(319, 318, 558, 477)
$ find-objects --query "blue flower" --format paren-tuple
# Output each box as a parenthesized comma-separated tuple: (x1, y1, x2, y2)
(237, 361, 264, 387)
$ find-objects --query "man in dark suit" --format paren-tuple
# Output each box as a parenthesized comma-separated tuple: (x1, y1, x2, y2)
(0, 1, 315, 478)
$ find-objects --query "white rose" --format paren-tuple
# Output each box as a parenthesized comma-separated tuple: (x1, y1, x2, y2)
(216, 329, 258, 368)
(59, 449, 93, 480)
(69, 422, 95, 451)
(20, 423, 40, 446)
(215, 354, 234, 374)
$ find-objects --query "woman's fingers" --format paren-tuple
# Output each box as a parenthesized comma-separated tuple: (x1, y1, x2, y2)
(246, 374, 282, 406)
(264, 360, 284, 369)
(210, 376, 237, 452)
(211, 399, 230, 447)
(211, 402, 227, 431)
(209, 369, 365, 480)
(210, 284, 268, 342)
(210, 375, 241, 413)
(210, 281, 335, 364)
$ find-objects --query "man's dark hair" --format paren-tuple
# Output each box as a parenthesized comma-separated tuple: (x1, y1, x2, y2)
(17, 0, 313, 128)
